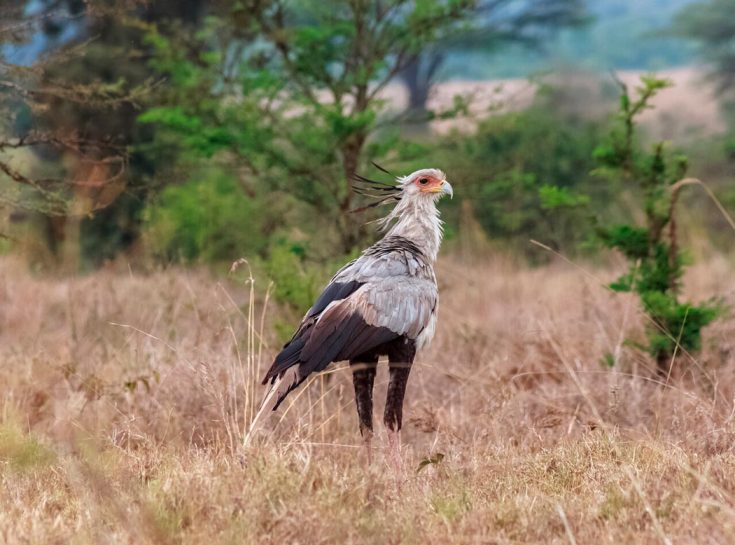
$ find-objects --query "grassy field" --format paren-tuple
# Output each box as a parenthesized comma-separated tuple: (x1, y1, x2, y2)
(385, 67, 726, 141)
(1, 253, 734, 544)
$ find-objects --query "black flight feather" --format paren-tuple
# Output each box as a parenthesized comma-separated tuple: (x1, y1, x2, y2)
(263, 280, 365, 384)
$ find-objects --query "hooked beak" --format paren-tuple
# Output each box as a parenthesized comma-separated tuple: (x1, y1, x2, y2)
(441, 180, 453, 199)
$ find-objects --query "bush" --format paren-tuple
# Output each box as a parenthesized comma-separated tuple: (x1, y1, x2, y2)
(143, 169, 269, 263)
(592, 76, 722, 374)
(264, 241, 322, 314)
(142, 167, 346, 322)
(432, 98, 604, 256)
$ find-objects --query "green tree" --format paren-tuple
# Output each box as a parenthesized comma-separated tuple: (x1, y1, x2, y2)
(140, 0, 479, 255)
(0, 1, 208, 267)
(0, 2, 136, 219)
(593, 76, 721, 374)
(429, 89, 602, 256)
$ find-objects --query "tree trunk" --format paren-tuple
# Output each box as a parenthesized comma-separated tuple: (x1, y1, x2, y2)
(402, 57, 430, 114)
(399, 51, 445, 120)
(338, 132, 368, 253)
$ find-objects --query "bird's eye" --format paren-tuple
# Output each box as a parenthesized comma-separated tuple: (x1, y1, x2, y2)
(419, 178, 429, 185)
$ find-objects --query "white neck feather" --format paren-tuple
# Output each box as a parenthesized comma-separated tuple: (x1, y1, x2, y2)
(379, 195, 443, 262)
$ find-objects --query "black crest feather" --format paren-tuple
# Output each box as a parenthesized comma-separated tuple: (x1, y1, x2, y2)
(350, 167, 400, 213)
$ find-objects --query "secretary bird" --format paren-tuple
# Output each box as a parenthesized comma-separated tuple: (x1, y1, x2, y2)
(257, 167, 452, 461)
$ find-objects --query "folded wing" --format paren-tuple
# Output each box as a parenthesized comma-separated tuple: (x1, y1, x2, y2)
(261, 247, 437, 410)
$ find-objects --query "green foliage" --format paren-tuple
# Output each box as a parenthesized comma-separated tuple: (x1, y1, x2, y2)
(642, 292, 720, 358)
(143, 170, 269, 263)
(538, 184, 590, 210)
(265, 242, 322, 315)
(138, 0, 479, 258)
(433, 98, 602, 255)
(598, 225, 650, 260)
(592, 76, 721, 372)
(0, 421, 56, 472)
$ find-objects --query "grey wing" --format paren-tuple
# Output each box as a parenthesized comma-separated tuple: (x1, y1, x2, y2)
(351, 277, 437, 339)
(260, 255, 378, 386)
(302, 246, 430, 321)
(288, 277, 436, 381)
(326, 247, 436, 340)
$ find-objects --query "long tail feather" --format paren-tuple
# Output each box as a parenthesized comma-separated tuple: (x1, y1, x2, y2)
(243, 366, 300, 447)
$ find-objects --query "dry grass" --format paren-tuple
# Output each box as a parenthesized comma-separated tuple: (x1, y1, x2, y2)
(1, 252, 735, 544)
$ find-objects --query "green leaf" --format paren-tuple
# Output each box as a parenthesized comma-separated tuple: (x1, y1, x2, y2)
(601, 352, 615, 368)
(538, 184, 590, 210)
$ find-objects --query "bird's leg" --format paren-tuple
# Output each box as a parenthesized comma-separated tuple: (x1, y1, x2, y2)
(384, 363, 410, 473)
(384, 341, 415, 474)
(351, 355, 378, 465)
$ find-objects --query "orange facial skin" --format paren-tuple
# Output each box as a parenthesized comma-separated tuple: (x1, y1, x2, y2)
(413, 175, 445, 193)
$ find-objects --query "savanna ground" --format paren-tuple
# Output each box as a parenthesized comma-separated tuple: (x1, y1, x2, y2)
(1, 249, 734, 545)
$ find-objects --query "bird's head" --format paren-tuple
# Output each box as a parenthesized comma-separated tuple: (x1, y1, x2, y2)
(398, 168, 453, 200)
(351, 166, 453, 213)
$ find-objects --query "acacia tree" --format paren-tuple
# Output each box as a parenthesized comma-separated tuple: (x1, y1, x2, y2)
(142, 0, 480, 253)
(0, 0, 219, 266)
(399, 0, 588, 115)
(0, 2, 138, 224)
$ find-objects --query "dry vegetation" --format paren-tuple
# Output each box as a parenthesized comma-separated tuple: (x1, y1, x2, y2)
(384, 67, 727, 139)
(1, 252, 735, 544)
